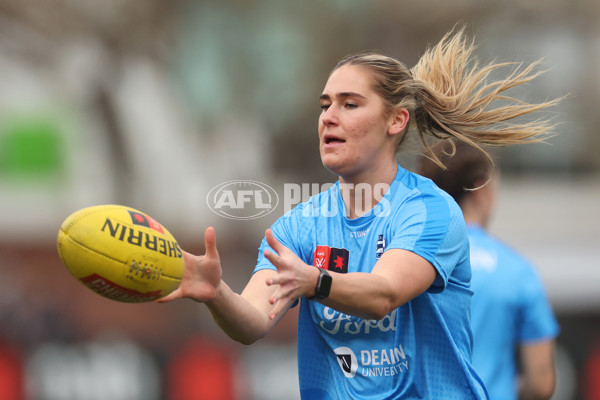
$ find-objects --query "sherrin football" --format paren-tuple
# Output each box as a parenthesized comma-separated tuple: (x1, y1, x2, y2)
(57, 205, 185, 303)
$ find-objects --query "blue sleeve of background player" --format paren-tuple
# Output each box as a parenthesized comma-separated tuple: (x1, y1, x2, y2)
(517, 265, 560, 342)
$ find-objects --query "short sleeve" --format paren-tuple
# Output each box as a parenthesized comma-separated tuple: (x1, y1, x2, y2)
(386, 186, 469, 292)
(517, 267, 560, 342)
(253, 203, 314, 274)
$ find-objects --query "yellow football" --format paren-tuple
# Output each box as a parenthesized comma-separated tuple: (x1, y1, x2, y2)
(57, 204, 185, 303)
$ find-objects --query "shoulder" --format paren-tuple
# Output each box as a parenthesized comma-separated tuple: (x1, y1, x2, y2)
(271, 182, 340, 238)
(279, 182, 339, 220)
(394, 169, 464, 225)
(387, 169, 468, 249)
(469, 227, 543, 283)
(473, 228, 533, 270)
(399, 169, 459, 206)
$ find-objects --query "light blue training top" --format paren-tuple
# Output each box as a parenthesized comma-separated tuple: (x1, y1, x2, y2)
(468, 224, 559, 400)
(254, 166, 488, 399)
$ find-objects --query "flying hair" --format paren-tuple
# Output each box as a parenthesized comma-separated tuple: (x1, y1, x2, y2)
(334, 25, 562, 172)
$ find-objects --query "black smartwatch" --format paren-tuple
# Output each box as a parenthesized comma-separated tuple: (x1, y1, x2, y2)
(309, 267, 332, 300)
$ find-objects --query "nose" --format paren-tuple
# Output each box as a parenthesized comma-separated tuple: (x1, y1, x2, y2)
(320, 106, 338, 127)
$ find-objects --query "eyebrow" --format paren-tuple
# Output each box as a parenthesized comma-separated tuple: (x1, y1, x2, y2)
(320, 92, 367, 101)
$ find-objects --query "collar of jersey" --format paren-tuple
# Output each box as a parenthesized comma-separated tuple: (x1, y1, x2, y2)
(337, 165, 406, 227)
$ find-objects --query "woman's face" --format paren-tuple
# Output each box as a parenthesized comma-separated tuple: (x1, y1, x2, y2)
(318, 65, 398, 180)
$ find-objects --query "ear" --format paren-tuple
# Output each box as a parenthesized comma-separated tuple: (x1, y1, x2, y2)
(388, 108, 410, 136)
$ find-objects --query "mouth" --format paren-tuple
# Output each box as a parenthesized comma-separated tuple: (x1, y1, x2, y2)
(324, 135, 346, 145)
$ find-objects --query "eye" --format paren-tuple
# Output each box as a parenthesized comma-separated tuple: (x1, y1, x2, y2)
(344, 103, 358, 109)
(320, 104, 330, 111)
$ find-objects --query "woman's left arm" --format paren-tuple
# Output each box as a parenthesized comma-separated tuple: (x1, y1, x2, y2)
(264, 229, 437, 320)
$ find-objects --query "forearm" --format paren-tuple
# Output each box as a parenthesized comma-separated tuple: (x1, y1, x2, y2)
(263, 234, 436, 323)
(320, 271, 400, 320)
(518, 375, 555, 400)
(518, 341, 556, 400)
(315, 249, 437, 320)
(205, 280, 272, 345)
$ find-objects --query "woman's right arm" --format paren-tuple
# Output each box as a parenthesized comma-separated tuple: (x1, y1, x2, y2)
(158, 227, 293, 345)
(518, 340, 556, 400)
(206, 269, 293, 344)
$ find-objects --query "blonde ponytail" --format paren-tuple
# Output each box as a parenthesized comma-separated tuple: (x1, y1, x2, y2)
(410, 26, 560, 167)
(334, 26, 561, 169)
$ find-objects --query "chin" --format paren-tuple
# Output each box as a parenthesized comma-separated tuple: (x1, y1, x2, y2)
(320, 155, 341, 174)
(321, 158, 354, 179)
(321, 162, 338, 176)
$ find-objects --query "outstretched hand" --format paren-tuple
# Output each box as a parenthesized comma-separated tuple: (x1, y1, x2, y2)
(157, 226, 222, 304)
(263, 229, 318, 319)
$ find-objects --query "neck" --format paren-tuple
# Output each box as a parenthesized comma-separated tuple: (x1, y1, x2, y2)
(339, 162, 398, 219)
(461, 204, 489, 228)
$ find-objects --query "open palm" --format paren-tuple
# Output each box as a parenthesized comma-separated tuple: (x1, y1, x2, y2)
(157, 227, 222, 303)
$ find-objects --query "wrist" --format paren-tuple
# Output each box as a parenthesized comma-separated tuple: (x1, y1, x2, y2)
(308, 266, 320, 298)
(202, 279, 224, 305)
(307, 267, 332, 300)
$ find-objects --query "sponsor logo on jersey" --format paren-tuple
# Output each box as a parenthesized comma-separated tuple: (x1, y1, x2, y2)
(313, 245, 349, 273)
(334, 347, 358, 378)
(360, 345, 408, 377)
(349, 229, 368, 238)
(320, 307, 397, 335)
(332, 344, 409, 379)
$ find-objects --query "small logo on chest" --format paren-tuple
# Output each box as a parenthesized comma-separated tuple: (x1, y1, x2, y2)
(314, 245, 349, 273)
(376, 234, 386, 259)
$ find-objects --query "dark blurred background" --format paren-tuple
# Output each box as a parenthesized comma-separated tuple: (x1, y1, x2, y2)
(0, 0, 598, 399)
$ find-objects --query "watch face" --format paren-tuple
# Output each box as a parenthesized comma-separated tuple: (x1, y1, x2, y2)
(317, 270, 332, 299)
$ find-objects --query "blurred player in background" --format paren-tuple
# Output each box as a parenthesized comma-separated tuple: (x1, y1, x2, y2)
(418, 141, 560, 400)
(160, 26, 560, 399)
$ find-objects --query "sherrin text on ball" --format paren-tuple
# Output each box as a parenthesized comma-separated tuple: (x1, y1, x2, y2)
(57, 205, 185, 303)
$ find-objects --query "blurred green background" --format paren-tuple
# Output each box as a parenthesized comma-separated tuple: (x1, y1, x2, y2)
(0, 0, 598, 399)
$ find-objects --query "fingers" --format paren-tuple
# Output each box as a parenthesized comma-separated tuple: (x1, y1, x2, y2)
(204, 226, 219, 259)
(179, 227, 217, 266)
(263, 248, 281, 270)
(265, 229, 284, 255)
(264, 229, 293, 271)
(156, 287, 182, 303)
(269, 306, 281, 320)
(265, 273, 298, 319)
(268, 290, 295, 320)
(182, 250, 196, 266)
(267, 291, 284, 320)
